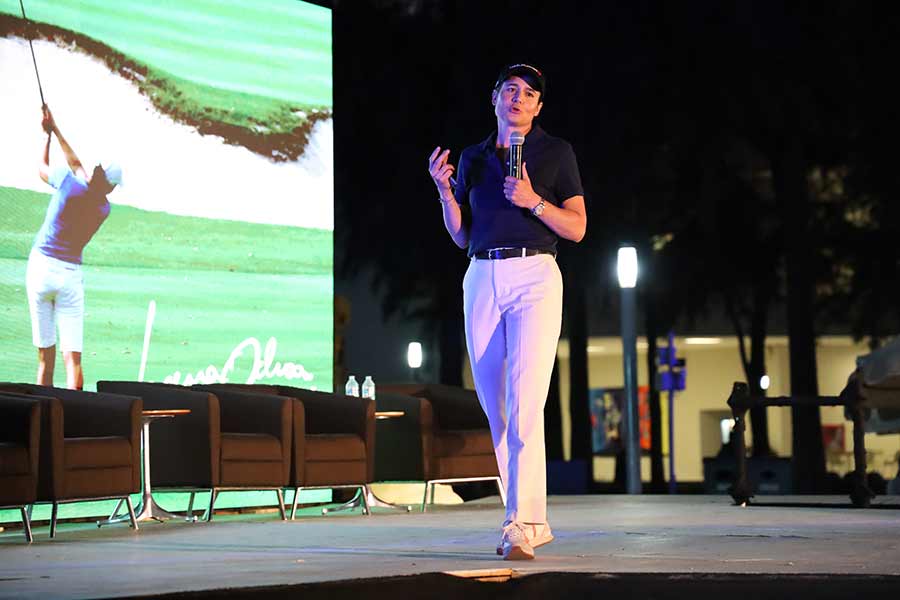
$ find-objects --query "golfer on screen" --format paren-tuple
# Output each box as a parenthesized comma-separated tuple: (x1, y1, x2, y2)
(28, 105, 121, 389)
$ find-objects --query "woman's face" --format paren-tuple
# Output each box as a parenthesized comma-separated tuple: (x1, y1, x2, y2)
(493, 76, 542, 128)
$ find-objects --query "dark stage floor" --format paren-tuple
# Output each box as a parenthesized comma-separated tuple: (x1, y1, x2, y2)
(1, 494, 899, 599)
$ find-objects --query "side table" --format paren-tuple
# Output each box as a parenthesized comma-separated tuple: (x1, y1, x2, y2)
(319, 410, 412, 515)
(99, 409, 194, 526)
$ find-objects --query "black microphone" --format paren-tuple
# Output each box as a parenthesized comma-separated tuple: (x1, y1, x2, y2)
(509, 131, 524, 179)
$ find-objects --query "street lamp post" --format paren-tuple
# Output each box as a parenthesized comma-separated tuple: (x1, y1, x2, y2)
(617, 247, 642, 494)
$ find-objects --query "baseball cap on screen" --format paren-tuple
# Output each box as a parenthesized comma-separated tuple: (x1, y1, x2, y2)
(100, 161, 123, 186)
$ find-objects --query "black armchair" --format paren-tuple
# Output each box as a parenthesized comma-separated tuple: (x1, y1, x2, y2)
(0, 393, 42, 542)
(0, 383, 142, 537)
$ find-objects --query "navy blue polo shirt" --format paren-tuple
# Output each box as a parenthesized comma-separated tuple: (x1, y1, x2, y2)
(454, 125, 583, 257)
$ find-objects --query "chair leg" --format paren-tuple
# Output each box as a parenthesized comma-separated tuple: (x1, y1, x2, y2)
(205, 489, 218, 522)
(20, 507, 33, 543)
(108, 498, 124, 520)
(26, 504, 33, 520)
(291, 487, 301, 520)
(276, 489, 286, 521)
(360, 485, 371, 516)
(124, 496, 139, 531)
(495, 477, 507, 506)
(49, 502, 58, 538)
(186, 492, 196, 519)
(421, 481, 432, 513)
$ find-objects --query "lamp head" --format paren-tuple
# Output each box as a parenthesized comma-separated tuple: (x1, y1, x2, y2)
(617, 246, 638, 289)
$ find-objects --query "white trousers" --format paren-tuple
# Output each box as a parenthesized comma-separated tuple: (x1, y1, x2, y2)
(463, 254, 562, 524)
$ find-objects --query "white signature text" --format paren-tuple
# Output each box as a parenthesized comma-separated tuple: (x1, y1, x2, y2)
(163, 336, 315, 386)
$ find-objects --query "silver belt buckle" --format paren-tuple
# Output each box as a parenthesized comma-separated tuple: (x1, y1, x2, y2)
(487, 247, 512, 260)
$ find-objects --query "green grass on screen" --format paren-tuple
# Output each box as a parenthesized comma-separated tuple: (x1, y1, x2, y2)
(0, 186, 333, 391)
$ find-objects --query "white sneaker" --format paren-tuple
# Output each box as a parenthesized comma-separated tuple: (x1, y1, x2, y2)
(528, 523, 554, 549)
(498, 521, 535, 560)
(497, 522, 554, 555)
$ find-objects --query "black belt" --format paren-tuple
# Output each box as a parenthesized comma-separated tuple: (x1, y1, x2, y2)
(473, 247, 555, 260)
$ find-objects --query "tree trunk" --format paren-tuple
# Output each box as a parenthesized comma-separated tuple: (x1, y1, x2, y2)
(644, 297, 666, 492)
(724, 282, 774, 457)
(438, 299, 464, 387)
(545, 357, 564, 461)
(748, 279, 773, 457)
(565, 264, 592, 472)
(774, 140, 826, 493)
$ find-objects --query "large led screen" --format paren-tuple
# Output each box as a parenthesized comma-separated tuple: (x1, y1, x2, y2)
(0, 0, 333, 391)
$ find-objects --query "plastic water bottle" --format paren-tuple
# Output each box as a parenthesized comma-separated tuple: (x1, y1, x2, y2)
(345, 375, 360, 397)
(361, 375, 376, 400)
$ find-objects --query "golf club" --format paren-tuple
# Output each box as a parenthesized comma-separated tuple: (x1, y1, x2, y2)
(19, 0, 46, 107)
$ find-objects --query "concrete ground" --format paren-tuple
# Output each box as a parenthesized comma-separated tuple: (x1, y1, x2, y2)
(1, 494, 899, 599)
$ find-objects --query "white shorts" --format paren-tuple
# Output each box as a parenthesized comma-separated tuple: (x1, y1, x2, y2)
(26, 249, 85, 352)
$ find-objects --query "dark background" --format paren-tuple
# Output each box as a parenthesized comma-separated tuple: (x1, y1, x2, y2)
(329, 0, 900, 492)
